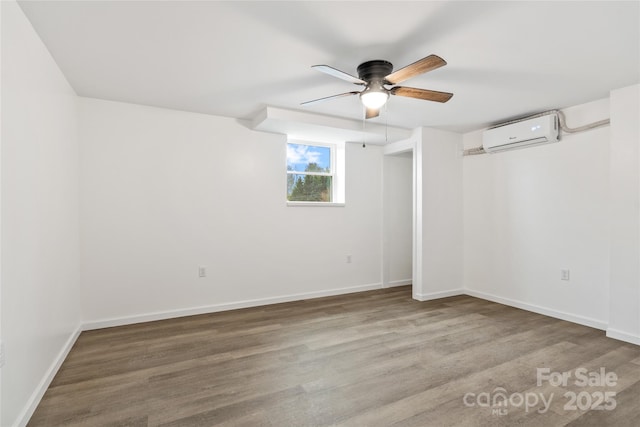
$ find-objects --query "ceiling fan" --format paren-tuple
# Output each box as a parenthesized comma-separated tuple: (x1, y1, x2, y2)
(302, 54, 453, 119)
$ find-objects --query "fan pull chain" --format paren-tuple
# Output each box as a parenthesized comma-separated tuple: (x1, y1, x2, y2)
(385, 102, 388, 144)
(362, 109, 366, 148)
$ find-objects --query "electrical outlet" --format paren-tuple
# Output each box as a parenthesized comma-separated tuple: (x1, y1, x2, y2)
(346, 255, 352, 264)
(561, 269, 570, 281)
(198, 266, 206, 278)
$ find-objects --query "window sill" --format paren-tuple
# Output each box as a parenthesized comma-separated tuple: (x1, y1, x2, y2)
(286, 202, 345, 207)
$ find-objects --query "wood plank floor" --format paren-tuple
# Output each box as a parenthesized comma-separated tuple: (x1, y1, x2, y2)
(28, 286, 640, 426)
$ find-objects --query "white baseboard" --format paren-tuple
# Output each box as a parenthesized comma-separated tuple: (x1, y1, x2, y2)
(14, 325, 81, 427)
(83, 282, 383, 330)
(385, 279, 412, 288)
(464, 289, 608, 331)
(606, 328, 640, 345)
(413, 289, 464, 301)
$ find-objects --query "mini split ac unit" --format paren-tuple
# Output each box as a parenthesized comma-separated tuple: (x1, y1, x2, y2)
(482, 114, 559, 153)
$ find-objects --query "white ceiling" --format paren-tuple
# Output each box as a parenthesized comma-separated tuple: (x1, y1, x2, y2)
(18, 1, 640, 133)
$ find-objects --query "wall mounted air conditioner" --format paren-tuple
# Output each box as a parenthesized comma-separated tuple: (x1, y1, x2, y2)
(482, 114, 559, 153)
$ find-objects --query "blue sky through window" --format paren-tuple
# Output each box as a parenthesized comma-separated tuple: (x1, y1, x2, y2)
(287, 143, 331, 172)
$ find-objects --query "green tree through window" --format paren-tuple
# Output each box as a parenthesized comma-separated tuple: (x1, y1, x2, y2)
(288, 163, 332, 202)
(286, 142, 334, 203)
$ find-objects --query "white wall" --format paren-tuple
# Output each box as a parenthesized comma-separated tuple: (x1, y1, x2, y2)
(1, 2, 81, 426)
(608, 84, 640, 343)
(78, 97, 388, 326)
(463, 99, 611, 328)
(383, 153, 413, 286)
(416, 128, 464, 299)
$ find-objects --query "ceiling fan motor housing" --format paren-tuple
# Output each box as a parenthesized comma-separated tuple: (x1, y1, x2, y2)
(357, 60, 393, 82)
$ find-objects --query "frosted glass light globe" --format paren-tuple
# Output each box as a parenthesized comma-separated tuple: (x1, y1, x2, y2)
(360, 91, 389, 109)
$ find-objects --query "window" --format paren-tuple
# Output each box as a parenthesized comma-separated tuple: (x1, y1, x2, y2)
(286, 140, 345, 205)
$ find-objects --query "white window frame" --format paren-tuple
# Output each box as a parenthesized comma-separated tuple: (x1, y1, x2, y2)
(286, 139, 345, 206)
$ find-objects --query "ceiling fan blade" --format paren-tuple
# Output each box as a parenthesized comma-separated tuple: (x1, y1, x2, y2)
(312, 65, 366, 85)
(365, 107, 380, 119)
(390, 86, 453, 103)
(384, 55, 447, 85)
(301, 91, 360, 106)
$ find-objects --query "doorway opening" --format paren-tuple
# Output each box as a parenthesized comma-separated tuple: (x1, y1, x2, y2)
(382, 149, 414, 290)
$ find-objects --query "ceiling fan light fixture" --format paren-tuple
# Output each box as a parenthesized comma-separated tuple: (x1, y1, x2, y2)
(304, 55, 452, 118)
(360, 87, 389, 109)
